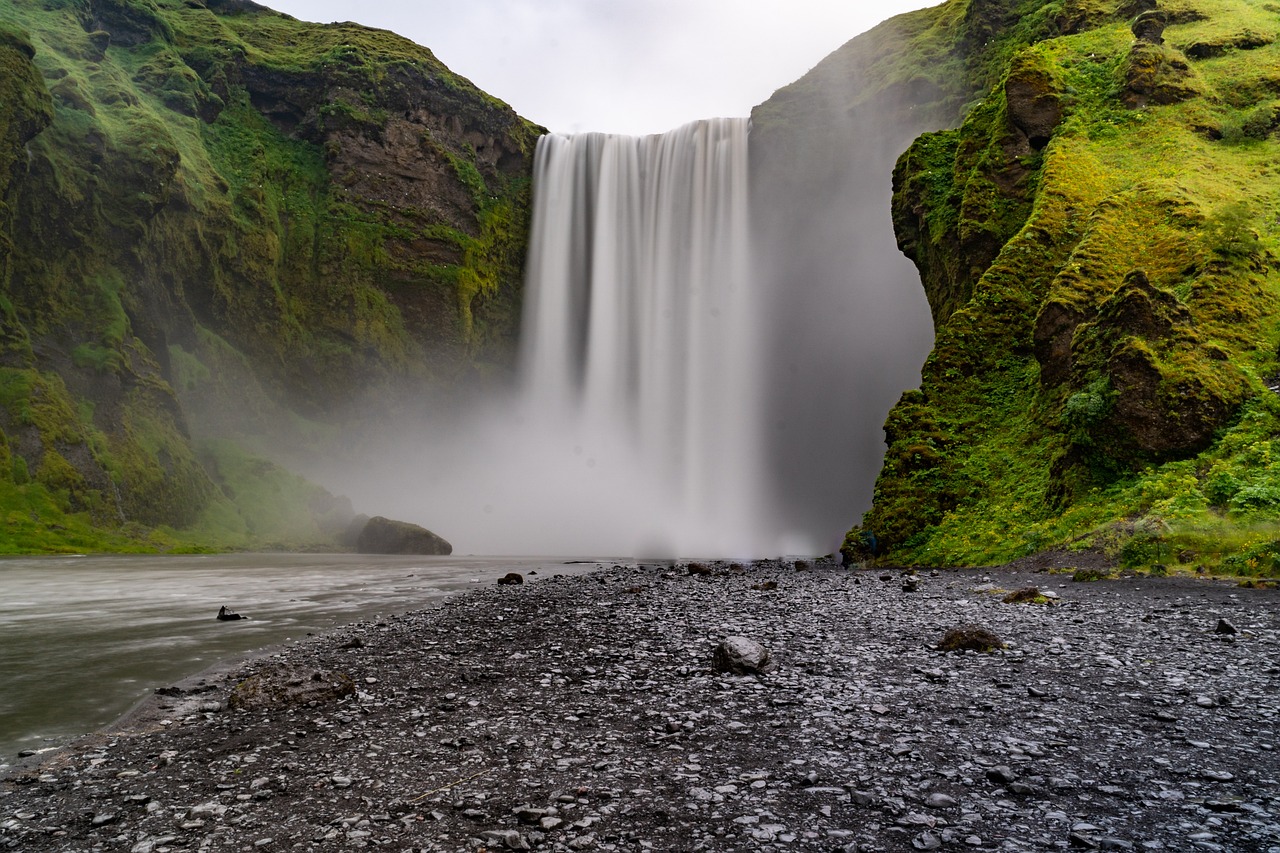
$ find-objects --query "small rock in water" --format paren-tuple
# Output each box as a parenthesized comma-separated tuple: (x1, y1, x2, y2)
(1214, 618, 1238, 635)
(498, 572, 525, 586)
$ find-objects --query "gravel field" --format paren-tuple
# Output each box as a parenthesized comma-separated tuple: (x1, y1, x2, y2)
(2, 558, 1279, 852)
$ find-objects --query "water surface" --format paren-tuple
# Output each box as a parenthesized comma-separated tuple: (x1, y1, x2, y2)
(0, 553, 598, 763)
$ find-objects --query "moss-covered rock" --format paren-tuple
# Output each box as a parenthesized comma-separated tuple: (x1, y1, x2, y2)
(856, 0, 1280, 574)
(0, 0, 542, 551)
(355, 515, 452, 556)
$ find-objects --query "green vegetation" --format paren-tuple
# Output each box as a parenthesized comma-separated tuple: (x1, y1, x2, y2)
(851, 0, 1280, 577)
(0, 0, 542, 552)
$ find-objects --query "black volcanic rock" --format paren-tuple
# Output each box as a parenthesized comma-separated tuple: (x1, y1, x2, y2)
(356, 516, 452, 555)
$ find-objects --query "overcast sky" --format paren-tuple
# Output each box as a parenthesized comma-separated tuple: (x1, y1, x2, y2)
(260, 1, 938, 135)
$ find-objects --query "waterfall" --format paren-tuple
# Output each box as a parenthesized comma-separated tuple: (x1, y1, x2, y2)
(519, 118, 764, 556)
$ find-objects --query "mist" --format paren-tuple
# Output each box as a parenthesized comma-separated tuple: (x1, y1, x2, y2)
(302, 99, 937, 558)
(284, 24, 953, 560)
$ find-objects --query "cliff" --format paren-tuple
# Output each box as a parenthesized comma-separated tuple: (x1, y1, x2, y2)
(0, 0, 541, 552)
(839, 0, 1280, 575)
(747, 0, 1112, 549)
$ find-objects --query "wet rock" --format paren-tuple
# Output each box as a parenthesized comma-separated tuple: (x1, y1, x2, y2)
(481, 828, 530, 850)
(498, 572, 524, 586)
(1214, 618, 1237, 635)
(987, 766, 1019, 785)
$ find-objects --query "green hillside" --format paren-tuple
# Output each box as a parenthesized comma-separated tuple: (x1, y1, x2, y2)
(0, 0, 540, 552)
(848, 0, 1280, 577)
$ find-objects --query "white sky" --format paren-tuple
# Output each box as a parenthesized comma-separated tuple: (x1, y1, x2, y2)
(260, 1, 938, 135)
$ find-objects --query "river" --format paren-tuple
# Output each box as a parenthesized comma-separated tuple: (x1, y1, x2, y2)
(0, 553, 603, 765)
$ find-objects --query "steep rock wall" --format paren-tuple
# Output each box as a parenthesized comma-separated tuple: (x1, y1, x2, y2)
(854, 0, 1280, 574)
(0, 0, 541, 551)
(747, 0, 1104, 546)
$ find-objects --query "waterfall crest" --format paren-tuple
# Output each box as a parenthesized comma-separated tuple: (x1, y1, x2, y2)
(520, 118, 764, 556)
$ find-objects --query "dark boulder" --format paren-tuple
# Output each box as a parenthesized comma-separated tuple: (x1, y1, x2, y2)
(497, 572, 524, 586)
(938, 624, 1004, 653)
(356, 516, 452, 555)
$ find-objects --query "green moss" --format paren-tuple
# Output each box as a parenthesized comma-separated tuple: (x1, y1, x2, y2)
(0, 0, 542, 552)
(859, 0, 1280, 574)
(184, 438, 351, 550)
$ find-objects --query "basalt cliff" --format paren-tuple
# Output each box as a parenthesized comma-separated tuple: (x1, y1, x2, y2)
(817, 0, 1280, 575)
(0, 0, 539, 551)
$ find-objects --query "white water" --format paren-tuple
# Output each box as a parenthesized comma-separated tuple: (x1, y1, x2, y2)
(519, 119, 765, 556)
(311, 117, 864, 557)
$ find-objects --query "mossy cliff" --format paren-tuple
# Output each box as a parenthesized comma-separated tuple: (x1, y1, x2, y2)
(748, 0, 1123, 547)
(842, 0, 1280, 575)
(0, 0, 541, 552)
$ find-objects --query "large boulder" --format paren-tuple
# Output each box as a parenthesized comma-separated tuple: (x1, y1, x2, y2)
(356, 516, 453, 555)
(712, 636, 775, 675)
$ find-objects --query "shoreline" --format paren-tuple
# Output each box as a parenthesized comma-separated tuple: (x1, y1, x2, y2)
(0, 553, 611, 765)
(3, 559, 1279, 851)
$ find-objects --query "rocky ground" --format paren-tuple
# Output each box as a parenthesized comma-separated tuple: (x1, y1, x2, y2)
(2, 558, 1279, 853)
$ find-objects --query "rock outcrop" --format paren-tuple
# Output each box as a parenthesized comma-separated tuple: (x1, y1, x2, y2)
(356, 516, 452, 556)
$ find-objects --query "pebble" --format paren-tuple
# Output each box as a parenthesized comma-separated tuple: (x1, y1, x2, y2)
(2, 562, 1278, 853)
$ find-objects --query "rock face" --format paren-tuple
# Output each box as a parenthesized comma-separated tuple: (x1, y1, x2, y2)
(355, 516, 452, 556)
(747, 3, 983, 541)
(853, 0, 1280, 571)
(0, 2, 540, 550)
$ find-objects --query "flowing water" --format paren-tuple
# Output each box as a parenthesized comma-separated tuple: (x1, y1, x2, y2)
(520, 118, 764, 555)
(311, 116, 927, 558)
(0, 553, 598, 764)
